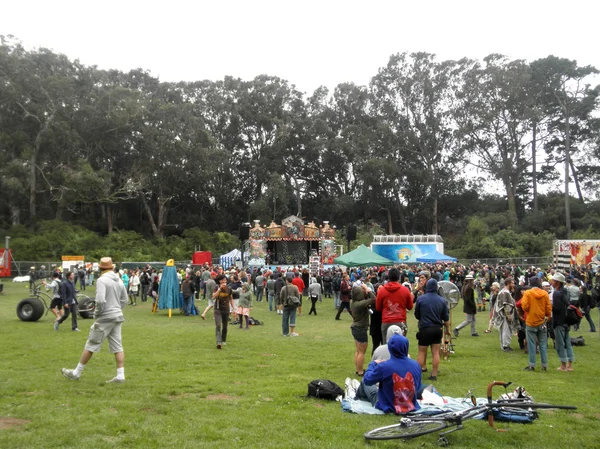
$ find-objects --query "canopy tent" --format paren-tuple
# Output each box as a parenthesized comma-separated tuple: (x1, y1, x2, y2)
(416, 249, 457, 263)
(220, 249, 242, 268)
(334, 244, 395, 268)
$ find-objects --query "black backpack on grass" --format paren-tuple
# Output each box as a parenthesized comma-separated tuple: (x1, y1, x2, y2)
(307, 379, 344, 400)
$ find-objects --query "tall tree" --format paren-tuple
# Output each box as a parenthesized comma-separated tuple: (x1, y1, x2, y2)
(371, 52, 461, 234)
(455, 55, 534, 226)
(531, 56, 600, 237)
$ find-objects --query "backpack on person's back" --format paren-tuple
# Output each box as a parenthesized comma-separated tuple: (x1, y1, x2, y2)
(565, 304, 583, 326)
(332, 276, 341, 292)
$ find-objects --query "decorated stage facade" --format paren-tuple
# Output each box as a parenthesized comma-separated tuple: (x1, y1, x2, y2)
(247, 216, 337, 268)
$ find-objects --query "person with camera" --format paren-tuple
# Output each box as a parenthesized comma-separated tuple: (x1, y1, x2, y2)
(551, 272, 575, 371)
(350, 281, 376, 376)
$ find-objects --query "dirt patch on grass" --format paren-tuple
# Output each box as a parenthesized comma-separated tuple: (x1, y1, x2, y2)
(313, 403, 325, 408)
(0, 417, 30, 430)
(205, 394, 238, 401)
(20, 391, 42, 397)
(256, 364, 269, 368)
(572, 413, 585, 419)
(261, 353, 276, 357)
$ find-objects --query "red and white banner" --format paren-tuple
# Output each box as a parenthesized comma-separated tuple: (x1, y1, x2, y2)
(0, 248, 11, 277)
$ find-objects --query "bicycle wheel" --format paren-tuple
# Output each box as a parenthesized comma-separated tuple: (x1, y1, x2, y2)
(364, 419, 448, 440)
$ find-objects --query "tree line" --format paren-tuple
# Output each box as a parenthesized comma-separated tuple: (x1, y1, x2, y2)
(1, 36, 600, 258)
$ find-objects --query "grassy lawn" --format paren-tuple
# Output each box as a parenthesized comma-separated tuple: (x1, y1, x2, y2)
(0, 279, 598, 448)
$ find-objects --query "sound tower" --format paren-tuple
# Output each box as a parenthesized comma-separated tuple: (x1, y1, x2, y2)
(347, 225, 357, 241)
(239, 225, 250, 241)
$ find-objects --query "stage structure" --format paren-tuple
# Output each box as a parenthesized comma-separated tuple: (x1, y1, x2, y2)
(247, 216, 337, 271)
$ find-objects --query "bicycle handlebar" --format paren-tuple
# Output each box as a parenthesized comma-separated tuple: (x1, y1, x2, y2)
(486, 381, 512, 431)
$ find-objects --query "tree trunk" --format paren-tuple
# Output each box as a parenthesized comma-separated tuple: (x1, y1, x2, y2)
(568, 159, 584, 203)
(505, 178, 518, 227)
(432, 197, 438, 235)
(107, 205, 113, 235)
(28, 111, 55, 231)
(386, 207, 393, 234)
(295, 179, 301, 217)
(140, 193, 169, 238)
(532, 121, 538, 211)
(10, 205, 20, 225)
(140, 194, 159, 237)
(564, 116, 571, 238)
(395, 198, 407, 234)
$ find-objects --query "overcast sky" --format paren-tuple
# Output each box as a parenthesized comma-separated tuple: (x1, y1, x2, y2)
(2, 0, 599, 95)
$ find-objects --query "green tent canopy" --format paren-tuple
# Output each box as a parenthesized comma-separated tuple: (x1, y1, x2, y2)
(333, 244, 395, 268)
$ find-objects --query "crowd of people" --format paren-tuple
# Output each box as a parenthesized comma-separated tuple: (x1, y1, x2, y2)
(37, 257, 598, 413)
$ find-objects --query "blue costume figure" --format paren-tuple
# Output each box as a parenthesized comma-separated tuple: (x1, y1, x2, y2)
(157, 259, 183, 317)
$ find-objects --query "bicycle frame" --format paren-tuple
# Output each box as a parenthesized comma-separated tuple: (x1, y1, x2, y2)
(364, 380, 577, 444)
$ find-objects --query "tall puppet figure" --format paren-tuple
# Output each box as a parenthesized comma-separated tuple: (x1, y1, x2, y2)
(156, 259, 182, 318)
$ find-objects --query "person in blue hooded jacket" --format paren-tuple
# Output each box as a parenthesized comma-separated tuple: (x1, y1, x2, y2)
(358, 334, 422, 414)
(414, 279, 451, 381)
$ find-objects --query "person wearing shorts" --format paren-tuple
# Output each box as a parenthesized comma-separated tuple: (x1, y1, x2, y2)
(61, 257, 128, 383)
(414, 278, 450, 381)
(45, 272, 63, 322)
(350, 282, 376, 376)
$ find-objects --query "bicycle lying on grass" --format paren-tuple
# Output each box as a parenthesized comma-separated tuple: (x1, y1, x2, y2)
(16, 282, 96, 322)
(364, 381, 577, 446)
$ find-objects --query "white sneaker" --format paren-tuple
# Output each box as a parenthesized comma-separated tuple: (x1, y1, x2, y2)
(61, 368, 80, 381)
(290, 332, 299, 337)
(345, 377, 357, 399)
(106, 377, 126, 384)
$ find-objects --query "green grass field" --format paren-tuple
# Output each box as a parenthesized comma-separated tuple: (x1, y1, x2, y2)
(0, 280, 598, 448)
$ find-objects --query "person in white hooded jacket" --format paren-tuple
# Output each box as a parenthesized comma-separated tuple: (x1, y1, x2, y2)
(61, 257, 128, 383)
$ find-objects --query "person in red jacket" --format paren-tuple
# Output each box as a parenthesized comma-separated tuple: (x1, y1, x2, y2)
(291, 272, 305, 315)
(335, 273, 353, 320)
(376, 268, 414, 342)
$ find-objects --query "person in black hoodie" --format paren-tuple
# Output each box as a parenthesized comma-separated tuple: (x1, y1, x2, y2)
(54, 271, 79, 332)
(552, 272, 574, 371)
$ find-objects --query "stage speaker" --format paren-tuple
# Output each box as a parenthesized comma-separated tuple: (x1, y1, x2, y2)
(239, 225, 250, 241)
(347, 225, 357, 241)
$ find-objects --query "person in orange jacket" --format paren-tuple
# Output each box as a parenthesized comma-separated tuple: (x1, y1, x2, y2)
(521, 276, 552, 371)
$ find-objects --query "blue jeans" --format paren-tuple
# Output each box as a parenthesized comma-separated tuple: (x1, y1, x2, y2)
(268, 292, 275, 311)
(256, 286, 264, 302)
(526, 324, 548, 367)
(554, 325, 575, 362)
(333, 291, 341, 308)
(357, 382, 378, 406)
(582, 307, 596, 332)
(282, 305, 297, 336)
(184, 296, 194, 315)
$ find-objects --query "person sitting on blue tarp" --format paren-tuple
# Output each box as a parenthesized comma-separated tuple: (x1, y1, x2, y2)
(357, 334, 422, 414)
